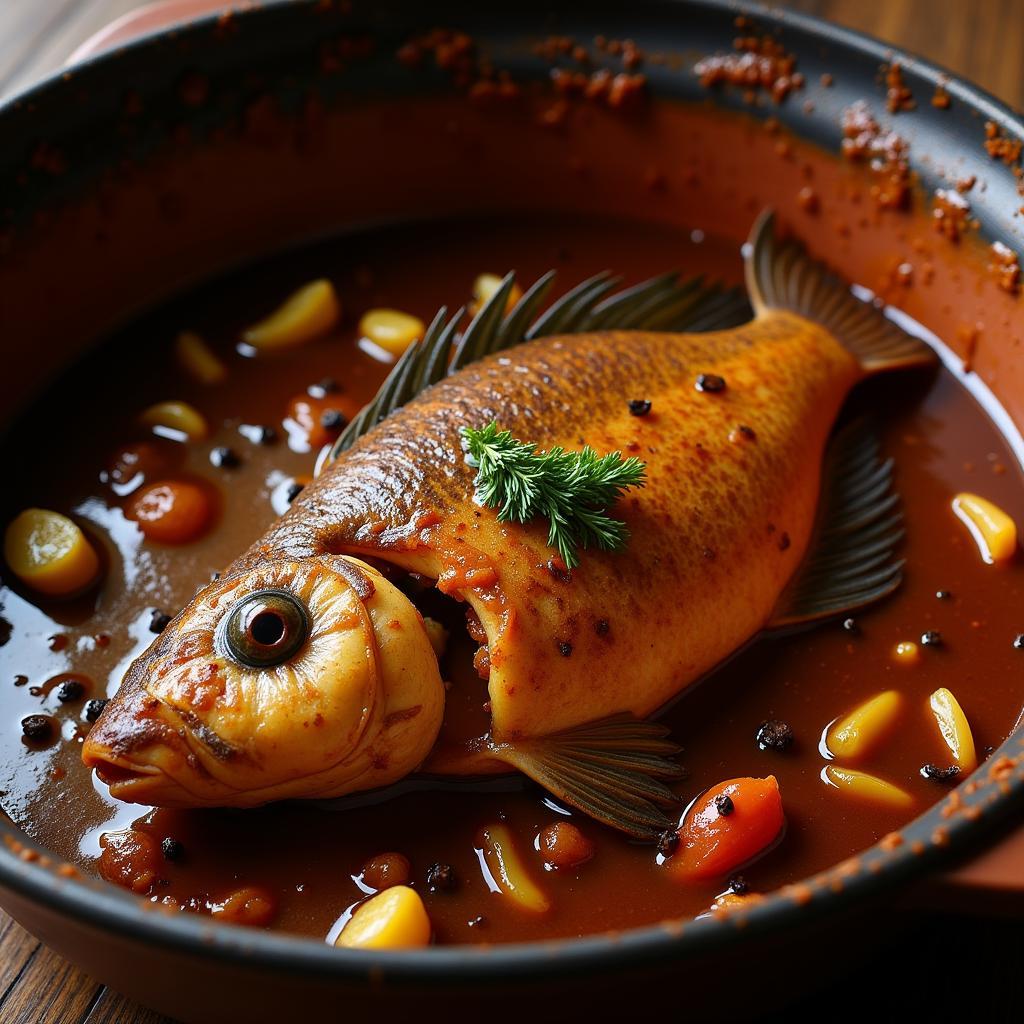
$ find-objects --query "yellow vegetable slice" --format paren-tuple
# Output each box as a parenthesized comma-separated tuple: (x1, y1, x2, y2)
(175, 330, 227, 384)
(139, 400, 208, 442)
(471, 273, 523, 315)
(928, 687, 977, 772)
(358, 309, 426, 359)
(335, 886, 431, 950)
(951, 492, 1018, 564)
(479, 824, 551, 914)
(242, 279, 340, 351)
(4, 509, 100, 598)
(821, 765, 914, 810)
(827, 690, 903, 761)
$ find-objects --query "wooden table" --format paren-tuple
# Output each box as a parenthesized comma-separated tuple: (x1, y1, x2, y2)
(0, 2, 1021, 1021)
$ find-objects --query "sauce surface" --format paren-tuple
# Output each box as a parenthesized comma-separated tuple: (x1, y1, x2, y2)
(1, 212, 1022, 944)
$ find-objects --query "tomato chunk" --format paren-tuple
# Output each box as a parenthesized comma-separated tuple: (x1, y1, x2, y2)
(667, 776, 784, 881)
(128, 479, 214, 544)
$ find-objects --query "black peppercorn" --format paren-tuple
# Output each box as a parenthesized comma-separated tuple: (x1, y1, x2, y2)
(209, 446, 240, 468)
(161, 837, 185, 862)
(21, 714, 52, 742)
(149, 610, 172, 634)
(657, 830, 680, 857)
(240, 423, 277, 445)
(558, 641, 573, 657)
(56, 679, 85, 703)
(320, 408, 347, 432)
(286, 481, 304, 504)
(935, 590, 952, 600)
(756, 719, 794, 752)
(84, 698, 108, 723)
(1013, 634, 1024, 650)
(426, 863, 458, 892)
(628, 399, 652, 416)
(920, 763, 960, 782)
(920, 630, 943, 647)
(715, 793, 735, 816)
(842, 617, 858, 633)
(729, 875, 748, 895)
(595, 619, 610, 636)
(308, 377, 339, 398)
(695, 373, 726, 393)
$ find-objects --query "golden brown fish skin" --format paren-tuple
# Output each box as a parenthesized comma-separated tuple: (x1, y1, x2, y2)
(235, 311, 862, 746)
(84, 556, 446, 805)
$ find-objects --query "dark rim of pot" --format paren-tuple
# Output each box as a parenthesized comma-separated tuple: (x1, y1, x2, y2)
(0, 0, 1022, 985)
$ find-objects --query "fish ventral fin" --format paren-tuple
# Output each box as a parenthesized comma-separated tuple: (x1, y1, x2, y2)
(745, 210, 936, 375)
(494, 714, 684, 840)
(769, 418, 905, 629)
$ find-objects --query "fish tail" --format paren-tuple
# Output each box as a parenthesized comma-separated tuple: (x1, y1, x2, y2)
(745, 210, 936, 375)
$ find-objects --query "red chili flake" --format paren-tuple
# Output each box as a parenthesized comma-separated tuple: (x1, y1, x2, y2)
(932, 84, 951, 109)
(984, 121, 1022, 165)
(988, 241, 1021, 295)
(932, 188, 971, 242)
(778, 532, 791, 551)
(884, 62, 915, 113)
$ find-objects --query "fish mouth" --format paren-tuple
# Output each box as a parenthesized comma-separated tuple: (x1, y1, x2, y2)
(90, 755, 184, 804)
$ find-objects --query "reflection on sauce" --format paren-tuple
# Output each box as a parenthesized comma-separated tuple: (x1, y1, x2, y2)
(1, 213, 1022, 945)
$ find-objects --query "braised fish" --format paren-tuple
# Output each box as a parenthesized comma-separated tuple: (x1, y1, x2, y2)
(83, 214, 935, 837)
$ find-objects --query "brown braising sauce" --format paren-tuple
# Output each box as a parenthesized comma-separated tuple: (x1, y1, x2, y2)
(1, 47, 1023, 942)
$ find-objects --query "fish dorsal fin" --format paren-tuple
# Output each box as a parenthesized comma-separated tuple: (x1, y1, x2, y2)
(325, 271, 749, 462)
(493, 714, 684, 840)
(769, 419, 905, 630)
(746, 210, 936, 376)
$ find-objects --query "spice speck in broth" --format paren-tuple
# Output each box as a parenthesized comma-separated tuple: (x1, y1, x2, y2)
(21, 715, 53, 743)
(756, 720, 794, 752)
(695, 373, 727, 393)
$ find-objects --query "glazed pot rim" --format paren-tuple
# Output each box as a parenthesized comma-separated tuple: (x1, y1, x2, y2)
(0, 0, 1022, 983)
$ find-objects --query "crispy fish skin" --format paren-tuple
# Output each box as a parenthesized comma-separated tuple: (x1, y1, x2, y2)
(243, 312, 859, 752)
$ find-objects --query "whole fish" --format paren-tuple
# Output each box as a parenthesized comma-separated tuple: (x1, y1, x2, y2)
(83, 214, 935, 838)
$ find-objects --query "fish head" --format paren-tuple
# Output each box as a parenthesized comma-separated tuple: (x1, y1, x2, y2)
(82, 555, 445, 806)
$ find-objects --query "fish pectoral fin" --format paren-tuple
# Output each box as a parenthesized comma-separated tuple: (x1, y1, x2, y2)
(492, 714, 684, 840)
(769, 418, 905, 630)
(745, 209, 936, 375)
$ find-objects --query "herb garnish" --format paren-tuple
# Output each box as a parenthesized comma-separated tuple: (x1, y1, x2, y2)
(461, 422, 646, 569)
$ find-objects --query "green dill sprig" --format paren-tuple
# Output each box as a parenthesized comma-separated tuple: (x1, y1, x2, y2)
(461, 422, 646, 569)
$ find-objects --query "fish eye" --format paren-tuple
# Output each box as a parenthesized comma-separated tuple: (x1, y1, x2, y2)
(220, 589, 309, 668)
